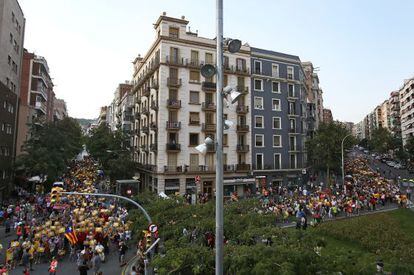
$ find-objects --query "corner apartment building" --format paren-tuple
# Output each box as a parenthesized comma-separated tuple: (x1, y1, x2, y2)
(0, 0, 25, 199)
(131, 14, 252, 197)
(108, 82, 132, 132)
(16, 50, 54, 156)
(400, 77, 414, 145)
(250, 48, 307, 187)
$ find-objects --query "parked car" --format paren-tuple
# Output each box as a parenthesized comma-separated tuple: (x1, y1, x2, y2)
(394, 163, 402, 169)
(364, 150, 369, 154)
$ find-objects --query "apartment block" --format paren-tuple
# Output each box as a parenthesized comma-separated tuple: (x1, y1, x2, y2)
(251, 48, 308, 187)
(323, 108, 333, 123)
(53, 98, 67, 121)
(16, 50, 55, 156)
(302, 62, 324, 138)
(131, 14, 252, 197)
(0, 0, 25, 198)
(400, 77, 414, 145)
(108, 82, 132, 132)
(388, 91, 401, 137)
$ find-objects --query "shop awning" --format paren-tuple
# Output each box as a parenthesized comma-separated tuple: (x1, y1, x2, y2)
(223, 178, 255, 185)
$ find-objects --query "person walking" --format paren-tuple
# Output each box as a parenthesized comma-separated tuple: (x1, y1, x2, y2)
(92, 252, 102, 275)
(78, 260, 89, 275)
(48, 257, 58, 275)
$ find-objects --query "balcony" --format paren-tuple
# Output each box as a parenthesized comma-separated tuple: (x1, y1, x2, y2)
(134, 97, 141, 105)
(223, 165, 236, 172)
(236, 105, 249, 114)
(236, 144, 250, 152)
(142, 126, 149, 134)
(136, 163, 157, 172)
(150, 143, 157, 152)
(166, 143, 181, 152)
(33, 86, 48, 100)
(151, 101, 158, 111)
(142, 107, 150, 116)
(202, 102, 216, 111)
(150, 122, 157, 131)
(236, 124, 249, 132)
(202, 81, 216, 91)
(165, 55, 184, 66)
(206, 144, 216, 153)
(143, 87, 151, 97)
(186, 59, 201, 69)
(235, 66, 249, 75)
(164, 165, 183, 174)
(140, 145, 149, 152)
(167, 78, 182, 87)
(237, 86, 249, 94)
(35, 101, 47, 114)
(151, 80, 159, 90)
(166, 121, 181, 131)
(167, 99, 181, 109)
(236, 164, 251, 171)
(134, 111, 140, 119)
(202, 123, 216, 132)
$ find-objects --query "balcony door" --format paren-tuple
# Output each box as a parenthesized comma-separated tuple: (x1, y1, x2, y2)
(205, 93, 214, 104)
(169, 67, 178, 79)
(170, 47, 179, 63)
(206, 153, 215, 170)
(206, 113, 214, 125)
(190, 154, 199, 170)
(168, 153, 177, 168)
(169, 111, 178, 122)
(169, 89, 178, 100)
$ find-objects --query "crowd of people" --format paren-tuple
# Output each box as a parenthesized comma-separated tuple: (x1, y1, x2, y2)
(0, 157, 133, 274)
(255, 156, 408, 227)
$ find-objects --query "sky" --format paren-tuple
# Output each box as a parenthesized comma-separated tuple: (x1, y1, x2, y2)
(18, 0, 414, 122)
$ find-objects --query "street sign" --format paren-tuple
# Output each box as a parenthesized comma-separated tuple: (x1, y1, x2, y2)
(195, 175, 201, 184)
(149, 223, 158, 233)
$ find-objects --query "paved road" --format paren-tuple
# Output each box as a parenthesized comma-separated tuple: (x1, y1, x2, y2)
(0, 226, 135, 275)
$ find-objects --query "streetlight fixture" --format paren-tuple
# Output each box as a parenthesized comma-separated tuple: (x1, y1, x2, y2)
(341, 134, 353, 186)
(195, 137, 214, 155)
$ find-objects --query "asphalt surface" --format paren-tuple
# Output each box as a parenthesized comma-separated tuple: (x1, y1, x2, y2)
(0, 228, 135, 275)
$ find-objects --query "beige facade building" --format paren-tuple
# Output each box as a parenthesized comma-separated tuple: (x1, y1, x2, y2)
(131, 14, 252, 196)
(400, 77, 414, 145)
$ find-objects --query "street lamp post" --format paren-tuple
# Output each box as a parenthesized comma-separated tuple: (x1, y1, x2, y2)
(341, 134, 353, 185)
(215, 0, 224, 274)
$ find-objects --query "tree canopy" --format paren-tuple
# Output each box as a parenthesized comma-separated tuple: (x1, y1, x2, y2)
(85, 123, 135, 180)
(368, 127, 394, 154)
(129, 193, 414, 274)
(16, 117, 83, 184)
(306, 122, 354, 176)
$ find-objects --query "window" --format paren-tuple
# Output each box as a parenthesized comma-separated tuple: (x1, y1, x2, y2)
(255, 134, 264, 147)
(289, 154, 297, 169)
(289, 136, 296, 151)
(236, 58, 246, 71)
(223, 134, 228, 146)
(189, 154, 199, 170)
(190, 50, 199, 63)
(254, 79, 263, 91)
(169, 27, 179, 38)
(254, 97, 263, 110)
(189, 91, 199, 104)
(272, 117, 281, 129)
(256, 154, 264, 170)
(205, 53, 213, 64)
(189, 133, 199, 146)
(288, 84, 295, 97)
(7, 55, 11, 65)
(189, 71, 200, 83)
(272, 64, 279, 77)
(290, 119, 296, 132)
(9, 33, 12, 43)
(169, 47, 179, 64)
(254, 60, 262, 74)
(223, 74, 228, 86)
(289, 102, 296, 115)
(272, 99, 281, 111)
(189, 112, 200, 125)
(254, 116, 264, 128)
(273, 135, 282, 147)
(272, 82, 280, 93)
(223, 56, 229, 68)
(287, 67, 294, 80)
(274, 154, 281, 169)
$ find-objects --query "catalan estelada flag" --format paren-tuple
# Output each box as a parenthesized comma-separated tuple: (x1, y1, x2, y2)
(65, 223, 78, 245)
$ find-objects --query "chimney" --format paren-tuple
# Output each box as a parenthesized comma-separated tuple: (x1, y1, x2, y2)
(162, 12, 166, 16)
(181, 15, 185, 20)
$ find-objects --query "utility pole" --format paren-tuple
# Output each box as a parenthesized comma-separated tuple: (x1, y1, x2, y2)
(215, 0, 224, 274)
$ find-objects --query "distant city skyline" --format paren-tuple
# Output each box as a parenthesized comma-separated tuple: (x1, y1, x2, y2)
(19, 0, 414, 122)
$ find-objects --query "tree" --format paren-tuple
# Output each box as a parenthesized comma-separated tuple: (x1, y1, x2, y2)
(405, 136, 414, 161)
(369, 127, 394, 154)
(85, 124, 135, 180)
(16, 117, 83, 184)
(306, 122, 354, 180)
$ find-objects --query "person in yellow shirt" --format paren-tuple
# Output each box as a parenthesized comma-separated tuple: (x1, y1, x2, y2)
(5, 246, 13, 270)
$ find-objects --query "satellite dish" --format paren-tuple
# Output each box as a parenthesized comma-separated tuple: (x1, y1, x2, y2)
(201, 64, 216, 78)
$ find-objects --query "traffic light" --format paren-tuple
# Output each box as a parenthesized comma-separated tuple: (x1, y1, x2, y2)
(50, 187, 63, 204)
(143, 230, 152, 250)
